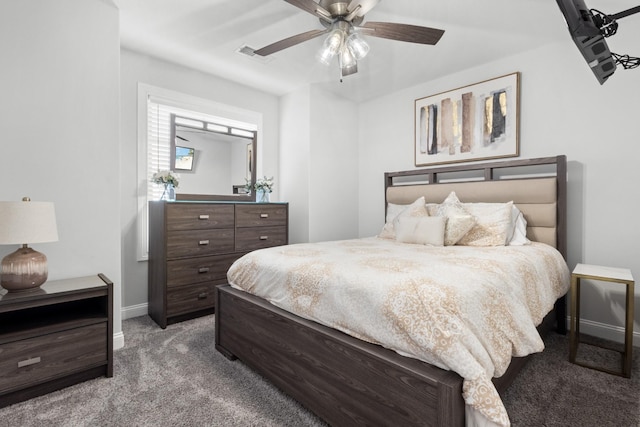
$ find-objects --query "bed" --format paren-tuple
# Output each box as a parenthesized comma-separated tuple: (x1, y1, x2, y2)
(215, 155, 568, 427)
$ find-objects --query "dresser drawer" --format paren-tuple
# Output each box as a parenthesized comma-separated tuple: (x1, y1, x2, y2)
(167, 204, 235, 231)
(167, 229, 234, 259)
(167, 282, 221, 316)
(167, 253, 243, 288)
(236, 226, 288, 251)
(236, 204, 287, 228)
(0, 323, 107, 394)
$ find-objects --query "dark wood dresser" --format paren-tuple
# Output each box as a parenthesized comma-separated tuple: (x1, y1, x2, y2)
(148, 201, 288, 328)
(0, 274, 113, 408)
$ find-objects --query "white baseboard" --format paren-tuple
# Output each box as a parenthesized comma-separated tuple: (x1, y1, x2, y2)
(567, 316, 639, 346)
(122, 302, 149, 320)
(113, 303, 149, 351)
(113, 331, 125, 350)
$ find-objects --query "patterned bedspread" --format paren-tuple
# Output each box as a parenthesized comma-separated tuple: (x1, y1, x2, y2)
(227, 238, 570, 426)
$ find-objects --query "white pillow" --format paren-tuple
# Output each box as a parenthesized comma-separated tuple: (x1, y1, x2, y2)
(379, 197, 428, 240)
(394, 216, 445, 246)
(386, 202, 409, 224)
(508, 206, 530, 246)
(433, 192, 476, 245)
(458, 201, 514, 246)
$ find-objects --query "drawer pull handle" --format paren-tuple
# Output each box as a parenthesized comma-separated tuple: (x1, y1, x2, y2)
(197, 292, 208, 300)
(199, 240, 209, 245)
(18, 357, 41, 368)
(198, 267, 210, 273)
(259, 236, 269, 240)
(260, 213, 269, 218)
(199, 215, 210, 220)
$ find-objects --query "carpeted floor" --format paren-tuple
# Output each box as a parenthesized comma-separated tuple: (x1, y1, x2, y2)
(1, 315, 638, 426)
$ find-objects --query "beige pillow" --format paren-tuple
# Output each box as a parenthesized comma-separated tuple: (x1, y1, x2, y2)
(379, 197, 428, 239)
(425, 203, 439, 216)
(394, 216, 445, 246)
(457, 201, 514, 246)
(433, 192, 476, 245)
(444, 215, 477, 246)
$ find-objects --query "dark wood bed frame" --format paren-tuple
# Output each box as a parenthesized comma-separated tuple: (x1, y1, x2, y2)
(215, 155, 567, 426)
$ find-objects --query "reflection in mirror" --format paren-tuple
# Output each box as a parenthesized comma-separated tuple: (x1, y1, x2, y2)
(170, 114, 257, 201)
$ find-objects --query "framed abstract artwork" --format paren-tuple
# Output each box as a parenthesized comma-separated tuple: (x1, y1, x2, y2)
(414, 72, 520, 167)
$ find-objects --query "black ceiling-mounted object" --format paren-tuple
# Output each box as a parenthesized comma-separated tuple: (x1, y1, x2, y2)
(556, 0, 640, 84)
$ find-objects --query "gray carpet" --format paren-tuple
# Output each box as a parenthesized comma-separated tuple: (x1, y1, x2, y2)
(1, 315, 638, 426)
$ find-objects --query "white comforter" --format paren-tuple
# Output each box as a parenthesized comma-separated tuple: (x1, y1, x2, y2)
(227, 238, 570, 426)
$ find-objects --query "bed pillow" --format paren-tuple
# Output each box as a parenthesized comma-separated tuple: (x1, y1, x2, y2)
(433, 192, 476, 245)
(508, 206, 531, 246)
(394, 216, 445, 246)
(425, 203, 439, 216)
(386, 202, 409, 224)
(379, 197, 428, 239)
(457, 201, 514, 246)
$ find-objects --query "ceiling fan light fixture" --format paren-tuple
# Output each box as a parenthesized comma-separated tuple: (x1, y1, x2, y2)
(347, 32, 369, 60)
(317, 27, 345, 65)
(254, 0, 445, 79)
(339, 45, 357, 69)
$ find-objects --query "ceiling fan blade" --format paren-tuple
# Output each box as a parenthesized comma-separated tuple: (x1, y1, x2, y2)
(284, 0, 332, 21)
(254, 29, 329, 56)
(347, 0, 380, 17)
(360, 22, 444, 45)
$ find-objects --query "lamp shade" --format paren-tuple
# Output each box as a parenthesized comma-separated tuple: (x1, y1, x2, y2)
(0, 200, 58, 245)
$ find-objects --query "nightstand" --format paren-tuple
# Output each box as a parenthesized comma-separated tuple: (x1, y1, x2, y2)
(0, 274, 113, 407)
(569, 263, 634, 377)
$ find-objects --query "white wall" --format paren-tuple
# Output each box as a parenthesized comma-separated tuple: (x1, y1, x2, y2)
(280, 85, 359, 244)
(280, 88, 312, 244)
(120, 49, 280, 310)
(309, 86, 359, 242)
(358, 38, 640, 343)
(0, 0, 123, 345)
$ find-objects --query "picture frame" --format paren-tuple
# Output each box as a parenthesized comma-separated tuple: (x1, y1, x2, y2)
(174, 146, 195, 171)
(414, 72, 520, 167)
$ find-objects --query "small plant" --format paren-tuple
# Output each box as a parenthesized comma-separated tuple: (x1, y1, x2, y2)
(254, 176, 274, 193)
(152, 170, 180, 188)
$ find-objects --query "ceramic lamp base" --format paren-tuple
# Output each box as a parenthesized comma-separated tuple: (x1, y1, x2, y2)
(1, 246, 48, 292)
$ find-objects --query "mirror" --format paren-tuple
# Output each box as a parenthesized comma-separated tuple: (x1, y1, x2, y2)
(170, 114, 257, 201)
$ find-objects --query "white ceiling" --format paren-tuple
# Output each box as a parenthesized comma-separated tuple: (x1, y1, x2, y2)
(114, 0, 626, 102)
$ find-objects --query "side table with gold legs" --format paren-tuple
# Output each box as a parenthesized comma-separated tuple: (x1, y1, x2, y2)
(570, 263, 634, 378)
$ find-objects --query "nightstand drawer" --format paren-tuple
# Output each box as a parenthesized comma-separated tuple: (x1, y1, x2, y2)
(167, 253, 243, 287)
(236, 204, 287, 228)
(167, 282, 220, 316)
(236, 226, 287, 251)
(0, 323, 107, 394)
(167, 229, 234, 259)
(167, 204, 235, 231)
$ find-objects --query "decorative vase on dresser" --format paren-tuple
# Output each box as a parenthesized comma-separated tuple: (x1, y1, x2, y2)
(148, 201, 288, 328)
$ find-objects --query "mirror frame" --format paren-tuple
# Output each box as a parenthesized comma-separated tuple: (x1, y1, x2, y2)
(169, 114, 257, 202)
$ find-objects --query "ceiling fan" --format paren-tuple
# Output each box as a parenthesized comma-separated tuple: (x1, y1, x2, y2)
(254, 0, 445, 78)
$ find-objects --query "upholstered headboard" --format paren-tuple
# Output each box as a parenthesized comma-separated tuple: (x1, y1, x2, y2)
(384, 156, 567, 258)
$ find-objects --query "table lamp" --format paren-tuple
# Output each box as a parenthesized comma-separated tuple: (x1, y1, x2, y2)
(0, 197, 59, 292)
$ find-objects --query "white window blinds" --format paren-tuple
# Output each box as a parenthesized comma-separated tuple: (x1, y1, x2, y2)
(146, 101, 172, 201)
